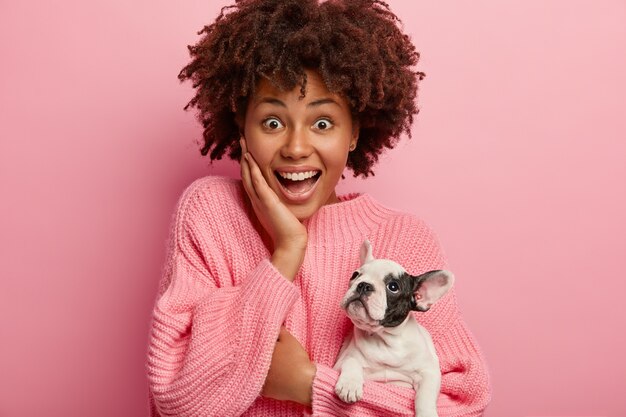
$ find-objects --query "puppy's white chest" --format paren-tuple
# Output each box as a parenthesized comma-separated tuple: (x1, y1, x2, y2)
(334, 318, 442, 416)
(348, 318, 438, 378)
(335, 240, 453, 416)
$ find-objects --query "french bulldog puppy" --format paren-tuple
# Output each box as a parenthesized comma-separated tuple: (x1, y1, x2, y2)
(334, 240, 454, 417)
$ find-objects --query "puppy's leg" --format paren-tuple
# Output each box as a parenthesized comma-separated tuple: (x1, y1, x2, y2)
(335, 357, 364, 403)
(414, 370, 440, 417)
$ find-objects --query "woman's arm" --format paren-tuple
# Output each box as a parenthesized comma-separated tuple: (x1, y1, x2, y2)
(266, 309, 490, 416)
(262, 327, 317, 405)
(146, 183, 300, 417)
(306, 218, 491, 416)
(309, 297, 491, 416)
(240, 139, 308, 281)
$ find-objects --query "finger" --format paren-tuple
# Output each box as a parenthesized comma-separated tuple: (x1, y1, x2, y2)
(240, 138, 275, 203)
(240, 155, 254, 197)
(240, 143, 259, 201)
(243, 153, 263, 198)
(240, 138, 262, 201)
(246, 151, 279, 205)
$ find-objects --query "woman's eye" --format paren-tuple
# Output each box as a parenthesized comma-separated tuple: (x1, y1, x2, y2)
(387, 282, 399, 293)
(262, 118, 283, 130)
(313, 118, 333, 130)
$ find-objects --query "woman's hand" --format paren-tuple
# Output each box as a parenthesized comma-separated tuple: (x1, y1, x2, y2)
(262, 327, 316, 406)
(240, 138, 307, 281)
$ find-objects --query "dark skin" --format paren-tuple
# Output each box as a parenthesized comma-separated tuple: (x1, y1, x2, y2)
(240, 140, 316, 406)
(238, 71, 359, 407)
(263, 327, 317, 406)
(240, 67, 358, 406)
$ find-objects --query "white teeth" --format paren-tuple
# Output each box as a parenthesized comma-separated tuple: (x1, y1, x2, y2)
(277, 171, 319, 181)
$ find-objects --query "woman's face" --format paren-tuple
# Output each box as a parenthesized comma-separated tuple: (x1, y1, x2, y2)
(242, 70, 358, 221)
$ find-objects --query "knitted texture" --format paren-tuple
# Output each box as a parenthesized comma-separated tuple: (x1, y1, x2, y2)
(146, 176, 491, 416)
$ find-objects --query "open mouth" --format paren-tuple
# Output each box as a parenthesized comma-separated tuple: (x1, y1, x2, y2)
(274, 170, 321, 197)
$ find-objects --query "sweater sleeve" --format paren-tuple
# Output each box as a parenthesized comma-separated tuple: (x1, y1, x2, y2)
(146, 183, 299, 416)
(309, 301, 491, 417)
(309, 217, 491, 416)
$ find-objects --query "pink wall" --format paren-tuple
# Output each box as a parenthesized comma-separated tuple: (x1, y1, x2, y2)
(1, 1, 625, 416)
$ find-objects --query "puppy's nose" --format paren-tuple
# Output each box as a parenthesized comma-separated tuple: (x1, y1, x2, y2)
(356, 282, 374, 295)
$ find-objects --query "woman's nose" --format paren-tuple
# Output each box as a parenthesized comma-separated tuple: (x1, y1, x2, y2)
(280, 128, 313, 159)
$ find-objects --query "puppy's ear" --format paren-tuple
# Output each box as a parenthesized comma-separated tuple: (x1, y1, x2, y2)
(411, 270, 455, 312)
(360, 239, 375, 265)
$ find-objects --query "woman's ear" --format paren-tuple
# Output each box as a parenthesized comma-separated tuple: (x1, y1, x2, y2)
(236, 121, 244, 138)
(350, 121, 359, 151)
(235, 107, 246, 138)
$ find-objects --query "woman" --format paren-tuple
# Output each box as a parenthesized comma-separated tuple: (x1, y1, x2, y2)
(146, 0, 491, 415)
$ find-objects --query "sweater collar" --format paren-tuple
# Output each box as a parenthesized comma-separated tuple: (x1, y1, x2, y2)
(302, 192, 396, 246)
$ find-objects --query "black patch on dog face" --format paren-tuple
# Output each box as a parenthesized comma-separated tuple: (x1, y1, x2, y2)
(379, 272, 415, 327)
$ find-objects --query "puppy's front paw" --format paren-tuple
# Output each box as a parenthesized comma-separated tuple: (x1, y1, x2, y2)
(335, 372, 364, 403)
(416, 408, 438, 417)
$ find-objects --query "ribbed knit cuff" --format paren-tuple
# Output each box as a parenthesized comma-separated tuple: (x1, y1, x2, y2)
(239, 258, 300, 321)
(191, 258, 300, 343)
(310, 364, 340, 416)
(311, 364, 414, 416)
(187, 259, 300, 414)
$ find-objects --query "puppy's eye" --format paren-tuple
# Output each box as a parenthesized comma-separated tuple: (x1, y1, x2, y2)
(387, 281, 400, 293)
(350, 271, 359, 281)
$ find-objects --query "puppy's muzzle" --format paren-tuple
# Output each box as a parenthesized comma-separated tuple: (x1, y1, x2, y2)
(342, 281, 373, 308)
(356, 282, 374, 296)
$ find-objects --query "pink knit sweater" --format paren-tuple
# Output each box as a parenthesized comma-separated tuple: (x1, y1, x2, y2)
(146, 176, 491, 416)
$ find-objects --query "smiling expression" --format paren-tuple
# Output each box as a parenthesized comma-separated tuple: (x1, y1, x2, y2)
(242, 70, 359, 221)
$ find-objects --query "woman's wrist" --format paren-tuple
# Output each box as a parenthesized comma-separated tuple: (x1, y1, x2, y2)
(294, 361, 316, 406)
(271, 246, 305, 281)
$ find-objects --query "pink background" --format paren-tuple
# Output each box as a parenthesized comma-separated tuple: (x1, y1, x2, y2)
(1, 1, 625, 416)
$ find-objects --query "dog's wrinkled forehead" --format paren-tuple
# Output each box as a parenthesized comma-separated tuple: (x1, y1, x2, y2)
(351, 259, 407, 286)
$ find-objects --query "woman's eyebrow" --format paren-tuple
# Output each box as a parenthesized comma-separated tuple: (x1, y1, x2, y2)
(254, 97, 341, 109)
(307, 98, 340, 108)
(255, 97, 286, 108)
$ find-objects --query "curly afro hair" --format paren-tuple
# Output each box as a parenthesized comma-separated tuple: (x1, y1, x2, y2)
(179, 0, 425, 177)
